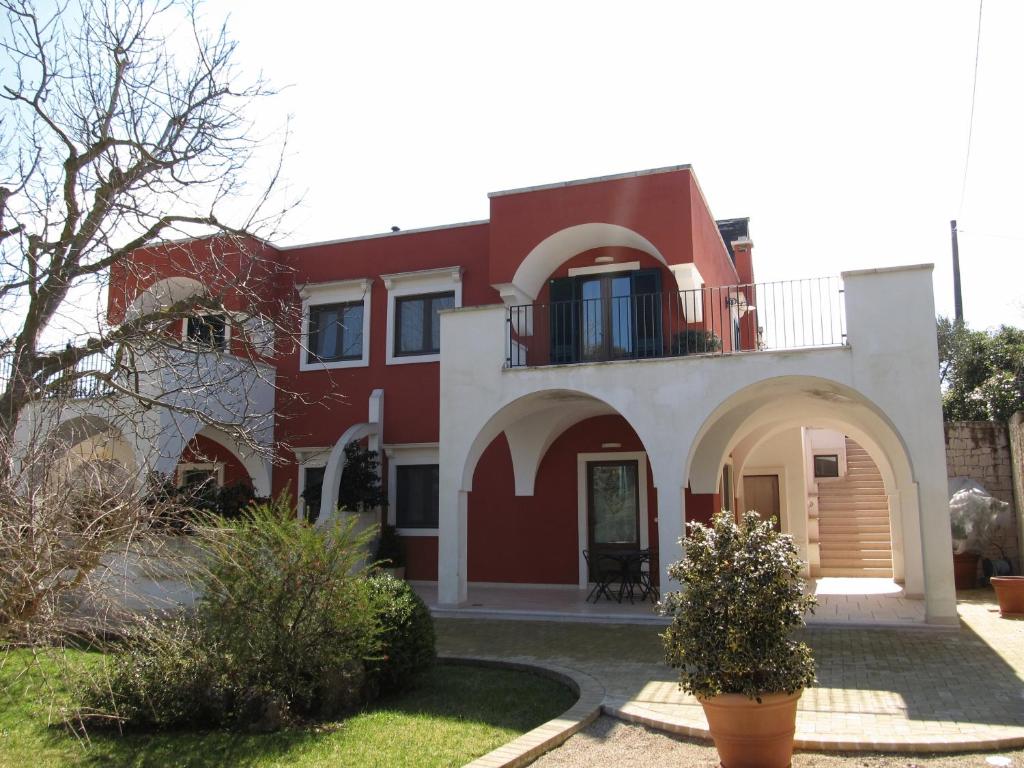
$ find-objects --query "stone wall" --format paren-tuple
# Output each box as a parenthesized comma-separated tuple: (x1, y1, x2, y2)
(944, 421, 1015, 504)
(945, 420, 1020, 570)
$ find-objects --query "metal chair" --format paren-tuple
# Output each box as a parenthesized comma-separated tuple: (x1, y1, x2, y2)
(583, 549, 623, 602)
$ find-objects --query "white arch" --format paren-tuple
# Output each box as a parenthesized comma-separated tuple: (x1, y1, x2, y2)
(457, 388, 664, 494)
(318, 422, 378, 525)
(687, 376, 921, 593)
(191, 425, 273, 497)
(507, 223, 672, 301)
(126, 276, 207, 321)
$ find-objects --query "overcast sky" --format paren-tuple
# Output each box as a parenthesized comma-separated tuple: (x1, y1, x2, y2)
(201, 1, 1022, 331)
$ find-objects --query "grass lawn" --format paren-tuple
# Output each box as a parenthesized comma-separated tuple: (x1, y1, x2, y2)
(0, 650, 576, 768)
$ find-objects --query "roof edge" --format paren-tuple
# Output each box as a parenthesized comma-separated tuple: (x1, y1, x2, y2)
(487, 164, 693, 199)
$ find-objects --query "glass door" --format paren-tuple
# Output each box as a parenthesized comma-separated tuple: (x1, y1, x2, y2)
(587, 460, 641, 551)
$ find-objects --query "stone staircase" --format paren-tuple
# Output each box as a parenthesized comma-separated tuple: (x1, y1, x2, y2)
(817, 439, 894, 577)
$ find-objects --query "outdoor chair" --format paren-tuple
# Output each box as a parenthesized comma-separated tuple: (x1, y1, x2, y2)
(583, 549, 625, 603)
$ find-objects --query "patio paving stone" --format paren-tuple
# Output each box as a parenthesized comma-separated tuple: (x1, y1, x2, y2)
(435, 588, 1024, 754)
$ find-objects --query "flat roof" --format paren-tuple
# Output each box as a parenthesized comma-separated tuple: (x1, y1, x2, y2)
(278, 219, 490, 251)
(487, 163, 693, 199)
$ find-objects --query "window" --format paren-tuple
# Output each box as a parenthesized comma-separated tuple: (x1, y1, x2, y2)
(299, 278, 372, 371)
(176, 462, 223, 493)
(181, 468, 218, 489)
(307, 301, 364, 363)
(394, 292, 454, 356)
(813, 454, 840, 478)
(396, 464, 439, 529)
(382, 266, 462, 364)
(549, 269, 662, 364)
(301, 465, 326, 523)
(185, 314, 227, 350)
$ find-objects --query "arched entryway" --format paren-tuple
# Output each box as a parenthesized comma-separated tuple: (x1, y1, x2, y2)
(687, 375, 949, 618)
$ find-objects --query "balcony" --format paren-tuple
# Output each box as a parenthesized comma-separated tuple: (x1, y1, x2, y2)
(506, 277, 846, 368)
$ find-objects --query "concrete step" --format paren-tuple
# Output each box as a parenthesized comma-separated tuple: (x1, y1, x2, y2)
(819, 546, 893, 558)
(819, 561, 892, 573)
(819, 566, 894, 578)
(816, 532, 892, 543)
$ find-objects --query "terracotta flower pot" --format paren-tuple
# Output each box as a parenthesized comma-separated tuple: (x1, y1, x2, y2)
(991, 576, 1024, 617)
(952, 552, 979, 590)
(699, 690, 801, 768)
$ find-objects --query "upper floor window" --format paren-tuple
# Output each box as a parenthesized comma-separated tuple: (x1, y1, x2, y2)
(184, 314, 228, 350)
(307, 301, 364, 363)
(299, 278, 372, 371)
(395, 292, 454, 357)
(382, 266, 462, 365)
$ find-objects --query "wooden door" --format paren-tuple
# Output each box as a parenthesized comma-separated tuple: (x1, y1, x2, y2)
(744, 474, 781, 531)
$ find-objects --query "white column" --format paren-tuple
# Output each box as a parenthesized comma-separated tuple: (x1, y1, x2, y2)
(656, 478, 686, 591)
(438, 488, 468, 605)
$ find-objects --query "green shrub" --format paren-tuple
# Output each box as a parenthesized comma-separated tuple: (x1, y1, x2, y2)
(660, 511, 816, 701)
(78, 619, 230, 730)
(77, 497, 381, 731)
(362, 574, 435, 697)
(672, 329, 722, 355)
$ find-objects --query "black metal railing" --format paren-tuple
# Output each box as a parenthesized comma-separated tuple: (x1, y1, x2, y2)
(0, 348, 117, 400)
(506, 276, 845, 368)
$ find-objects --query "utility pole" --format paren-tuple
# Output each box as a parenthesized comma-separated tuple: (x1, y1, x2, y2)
(950, 219, 964, 324)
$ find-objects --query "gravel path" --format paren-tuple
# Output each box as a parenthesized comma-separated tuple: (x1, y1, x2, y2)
(530, 716, 1024, 767)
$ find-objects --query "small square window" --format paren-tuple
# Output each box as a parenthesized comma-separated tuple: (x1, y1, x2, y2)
(181, 468, 218, 489)
(396, 464, 439, 528)
(307, 301, 364, 363)
(186, 314, 227, 349)
(394, 292, 454, 356)
(813, 454, 840, 478)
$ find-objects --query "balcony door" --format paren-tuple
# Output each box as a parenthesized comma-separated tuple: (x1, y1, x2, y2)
(549, 269, 662, 364)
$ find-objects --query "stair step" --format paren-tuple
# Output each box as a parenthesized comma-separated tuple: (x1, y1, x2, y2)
(820, 558, 893, 569)
(819, 548, 893, 558)
(819, 567, 894, 578)
(816, 532, 892, 543)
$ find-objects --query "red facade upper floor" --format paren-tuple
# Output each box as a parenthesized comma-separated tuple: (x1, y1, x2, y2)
(108, 165, 754, 450)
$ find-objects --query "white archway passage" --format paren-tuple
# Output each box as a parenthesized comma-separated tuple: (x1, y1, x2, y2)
(438, 264, 955, 623)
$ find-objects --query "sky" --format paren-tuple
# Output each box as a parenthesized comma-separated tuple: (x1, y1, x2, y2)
(53, 0, 1024, 337)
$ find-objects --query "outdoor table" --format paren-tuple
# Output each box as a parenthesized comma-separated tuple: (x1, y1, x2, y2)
(583, 548, 657, 604)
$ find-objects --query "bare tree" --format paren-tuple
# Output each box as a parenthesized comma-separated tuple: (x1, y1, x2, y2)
(0, 0, 297, 450)
(0, 0, 318, 646)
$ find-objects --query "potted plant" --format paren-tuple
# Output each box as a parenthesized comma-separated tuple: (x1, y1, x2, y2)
(374, 523, 406, 580)
(949, 485, 1015, 591)
(661, 511, 816, 768)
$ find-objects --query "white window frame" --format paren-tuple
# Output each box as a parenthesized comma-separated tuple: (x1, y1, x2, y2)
(384, 443, 439, 536)
(176, 462, 225, 488)
(295, 447, 331, 520)
(575, 451, 649, 589)
(298, 278, 373, 371)
(382, 267, 462, 365)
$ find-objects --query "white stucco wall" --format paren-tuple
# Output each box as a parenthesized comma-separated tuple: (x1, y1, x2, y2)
(438, 263, 956, 623)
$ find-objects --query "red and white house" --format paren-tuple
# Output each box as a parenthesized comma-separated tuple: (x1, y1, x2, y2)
(57, 164, 957, 623)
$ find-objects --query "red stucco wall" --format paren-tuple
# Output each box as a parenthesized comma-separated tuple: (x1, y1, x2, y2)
(466, 415, 659, 585)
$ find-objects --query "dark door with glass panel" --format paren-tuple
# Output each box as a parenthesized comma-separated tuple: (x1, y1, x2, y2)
(549, 270, 662, 364)
(587, 460, 641, 552)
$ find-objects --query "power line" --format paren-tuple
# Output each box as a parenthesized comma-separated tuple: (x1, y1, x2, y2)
(959, 0, 984, 215)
